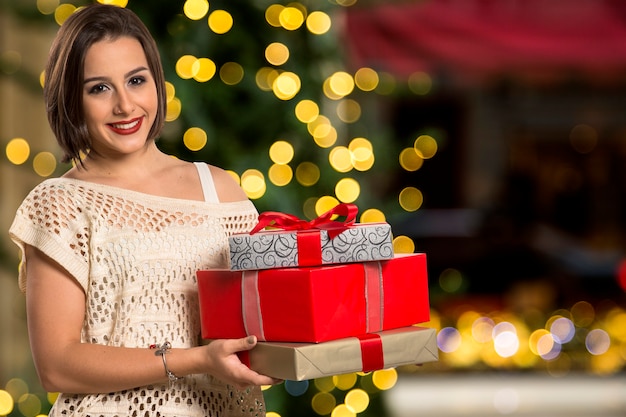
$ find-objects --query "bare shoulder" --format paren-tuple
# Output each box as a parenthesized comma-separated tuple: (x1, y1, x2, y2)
(207, 164, 249, 202)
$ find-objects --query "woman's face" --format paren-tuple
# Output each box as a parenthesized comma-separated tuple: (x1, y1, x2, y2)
(82, 36, 158, 159)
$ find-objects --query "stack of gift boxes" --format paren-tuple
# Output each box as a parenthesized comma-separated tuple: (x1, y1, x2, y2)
(196, 204, 438, 381)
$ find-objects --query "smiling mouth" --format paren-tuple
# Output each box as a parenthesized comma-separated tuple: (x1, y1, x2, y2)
(108, 117, 143, 134)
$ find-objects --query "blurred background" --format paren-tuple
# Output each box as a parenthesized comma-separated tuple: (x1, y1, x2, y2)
(1, 0, 626, 416)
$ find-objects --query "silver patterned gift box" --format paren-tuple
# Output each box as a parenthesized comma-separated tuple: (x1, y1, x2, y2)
(229, 222, 394, 271)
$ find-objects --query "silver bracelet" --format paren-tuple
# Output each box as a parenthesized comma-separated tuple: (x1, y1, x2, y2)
(151, 341, 183, 385)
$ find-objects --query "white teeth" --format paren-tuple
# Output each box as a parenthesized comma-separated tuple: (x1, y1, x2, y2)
(111, 119, 139, 130)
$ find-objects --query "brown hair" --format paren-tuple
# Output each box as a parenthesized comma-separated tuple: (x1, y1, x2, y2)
(44, 4, 167, 165)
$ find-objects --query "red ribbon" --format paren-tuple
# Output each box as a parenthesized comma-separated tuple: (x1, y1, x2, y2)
(249, 203, 358, 239)
(358, 333, 385, 372)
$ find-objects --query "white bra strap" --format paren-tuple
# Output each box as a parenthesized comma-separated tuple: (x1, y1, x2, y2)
(194, 162, 220, 204)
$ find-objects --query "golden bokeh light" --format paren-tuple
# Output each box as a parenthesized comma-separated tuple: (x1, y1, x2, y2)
(311, 392, 336, 415)
(399, 187, 423, 212)
(344, 388, 369, 413)
(273, 71, 301, 100)
(327, 71, 355, 98)
(360, 208, 385, 223)
(265, 4, 284, 27)
(17, 393, 41, 417)
(241, 169, 266, 199)
(269, 140, 294, 164)
(349, 137, 373, 168)
(0, 390, 13, 415)
(315, 195, 339, 216)
(220, 62, 244, 85)
(255, 67, 279, 91)
(295, 99, 320, 123)
(371, 369, 398, 390)
(183, 0, 209, 20)
(37, 0, 59, 15)
(375, 72, 397, 95)
(408, 71, 432, 95)
(333, 373, 357, 391)
(97, 0, 128, 5)
(323, 78, 343, 100)
(332, 404, 356, 417)
(295, 162, 320, 186)
(54, 3, 76, 25)
(393, 235, 415, 253)
(414, 134, 438, 159)
(193, 58, 217, 82)
(183, 127, 208, 151)
(329, 146, 353, 173)
(336, 99, 361, 123)
(279, 6, 305, 30)
(354, 67, 379, 92)
(6, 138, 30, 165)
(33, 152, 57, 177)
(265, 42, 290, 66)
(313, 124, 337, 148)
(314, 376, 336, 393)
(208, 10, 233, 34)
(166, 97, 182, 122)
(335, 177, 360, 203)
(226, 170, 241, 185)
(306, 11, 331, 35)
(268, 163, 293, 186)
(165, 81, 176, 102)
(399, 147, 424, 171)
(176, 55, 199, 79)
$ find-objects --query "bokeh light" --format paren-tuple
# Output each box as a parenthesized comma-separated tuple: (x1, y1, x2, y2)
(399, 187, 423, 212)
(183, 0, 209, 20)
(306, 11, 331, 35)
(33, 151, 57, 177)
(295, 99, 319, 123)
(241, 169, 266, 199)
(354, 67, 379, 92)
(0, 390, 13, 416)
(269, 140, 294, 164)
(220, 62, 244, 85)
(54, 3, 76, 25)
(360, 208, 385, 223)
(279, 6, 305, 31)
(335, 177, 360, 203)
(344, 388, 369, 413)
(208, 10, 233, 34)
(36, 0, 59, 15)
(183, 127, 208, 151)
(265, 42, 290, 66)
(273, 71, 301, 100)
(393, 235, 415, 253)
(6, 138, 30, 165)
(295, 162, 320, 186)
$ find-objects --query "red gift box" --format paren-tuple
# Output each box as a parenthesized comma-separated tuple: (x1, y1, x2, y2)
(197, 253, 430, 343)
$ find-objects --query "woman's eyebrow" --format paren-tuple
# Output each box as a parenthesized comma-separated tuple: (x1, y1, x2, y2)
(83, 66, 149, 84)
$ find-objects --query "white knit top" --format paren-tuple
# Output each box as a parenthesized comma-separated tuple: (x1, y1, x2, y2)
(9, 167, 266, 417)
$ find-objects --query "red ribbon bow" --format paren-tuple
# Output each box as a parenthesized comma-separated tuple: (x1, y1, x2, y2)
(250, 203, 358, 239)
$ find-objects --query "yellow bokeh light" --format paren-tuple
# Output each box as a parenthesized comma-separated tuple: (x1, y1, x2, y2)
(183, 0, 209, 20)
(0, 390, 13, 416)
(399, 147, 424, 171)
(265, 42, 290, 66)
(37, 0, 58, 15)
(328, 71, 355, 97)
(323, 78, 343, 100)
(349, 137, 373, 160)
(273, 71, 301, 100)
(336, 0, 358, 5)
(332, 404, 356, 417)
(183, 127, 208, 151)
(295, 99, 320, 123)
(354, 67, 379, 92)
(268, 163, 293, 186)
(336, 99, 361, 123)
(315, 196, 339, 216)
(312, 392, 336, 415)
(314, 376, 336, 393)
(306, 11, 331, 35)
(295, 162, 320, 186)
(393, 235, 415, 253)
(408, 71, 432, 95)
(208, 10, 233, 34)
(335, 178, 360, 203)
(6, 138, 30, 165)
(226, 170, 241, 185)
(371, 369, 398, 390)
(279, 6, 305, 30)
(40, 70, 45, 88)
(414, 135, 438, 159)
(269, 140, 294, 164)
(54, 3, 76, 25)
(255, 67, 279, 91)
(220, 62, 244, 85)
(333, 373, 357, 391)
(166, 97, 182, 122)
(307, 114, 330, 137)
(176, 55, 198, 79)
(193, 58, 217, 82)
(241, 169, 266, 199)
(97, 0, 128, 5)
(313, 125, 337, 148)
(399, 187, 423, 212)
(165, 81, 176, 102)
(265, 4, 284, 27)
(345, 388, 369, 413)
(360, 208, 385, 223)
(329, 146, 353, 173)
(376, 72, 397, 95)
(17, 393, 41, 417)
(33, 152, 57, 177)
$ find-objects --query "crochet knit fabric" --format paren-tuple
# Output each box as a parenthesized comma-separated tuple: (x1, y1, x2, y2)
(9, 179, 265, 416)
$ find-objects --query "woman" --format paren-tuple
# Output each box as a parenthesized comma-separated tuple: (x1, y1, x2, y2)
(9, 4, 278, 416)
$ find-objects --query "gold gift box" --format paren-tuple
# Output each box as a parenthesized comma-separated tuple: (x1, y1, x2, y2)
(242, 326, 438, 381)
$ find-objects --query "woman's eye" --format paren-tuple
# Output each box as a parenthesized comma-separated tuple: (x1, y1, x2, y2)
(129, 76, 145, 86)
(88, 84, 109, 94)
